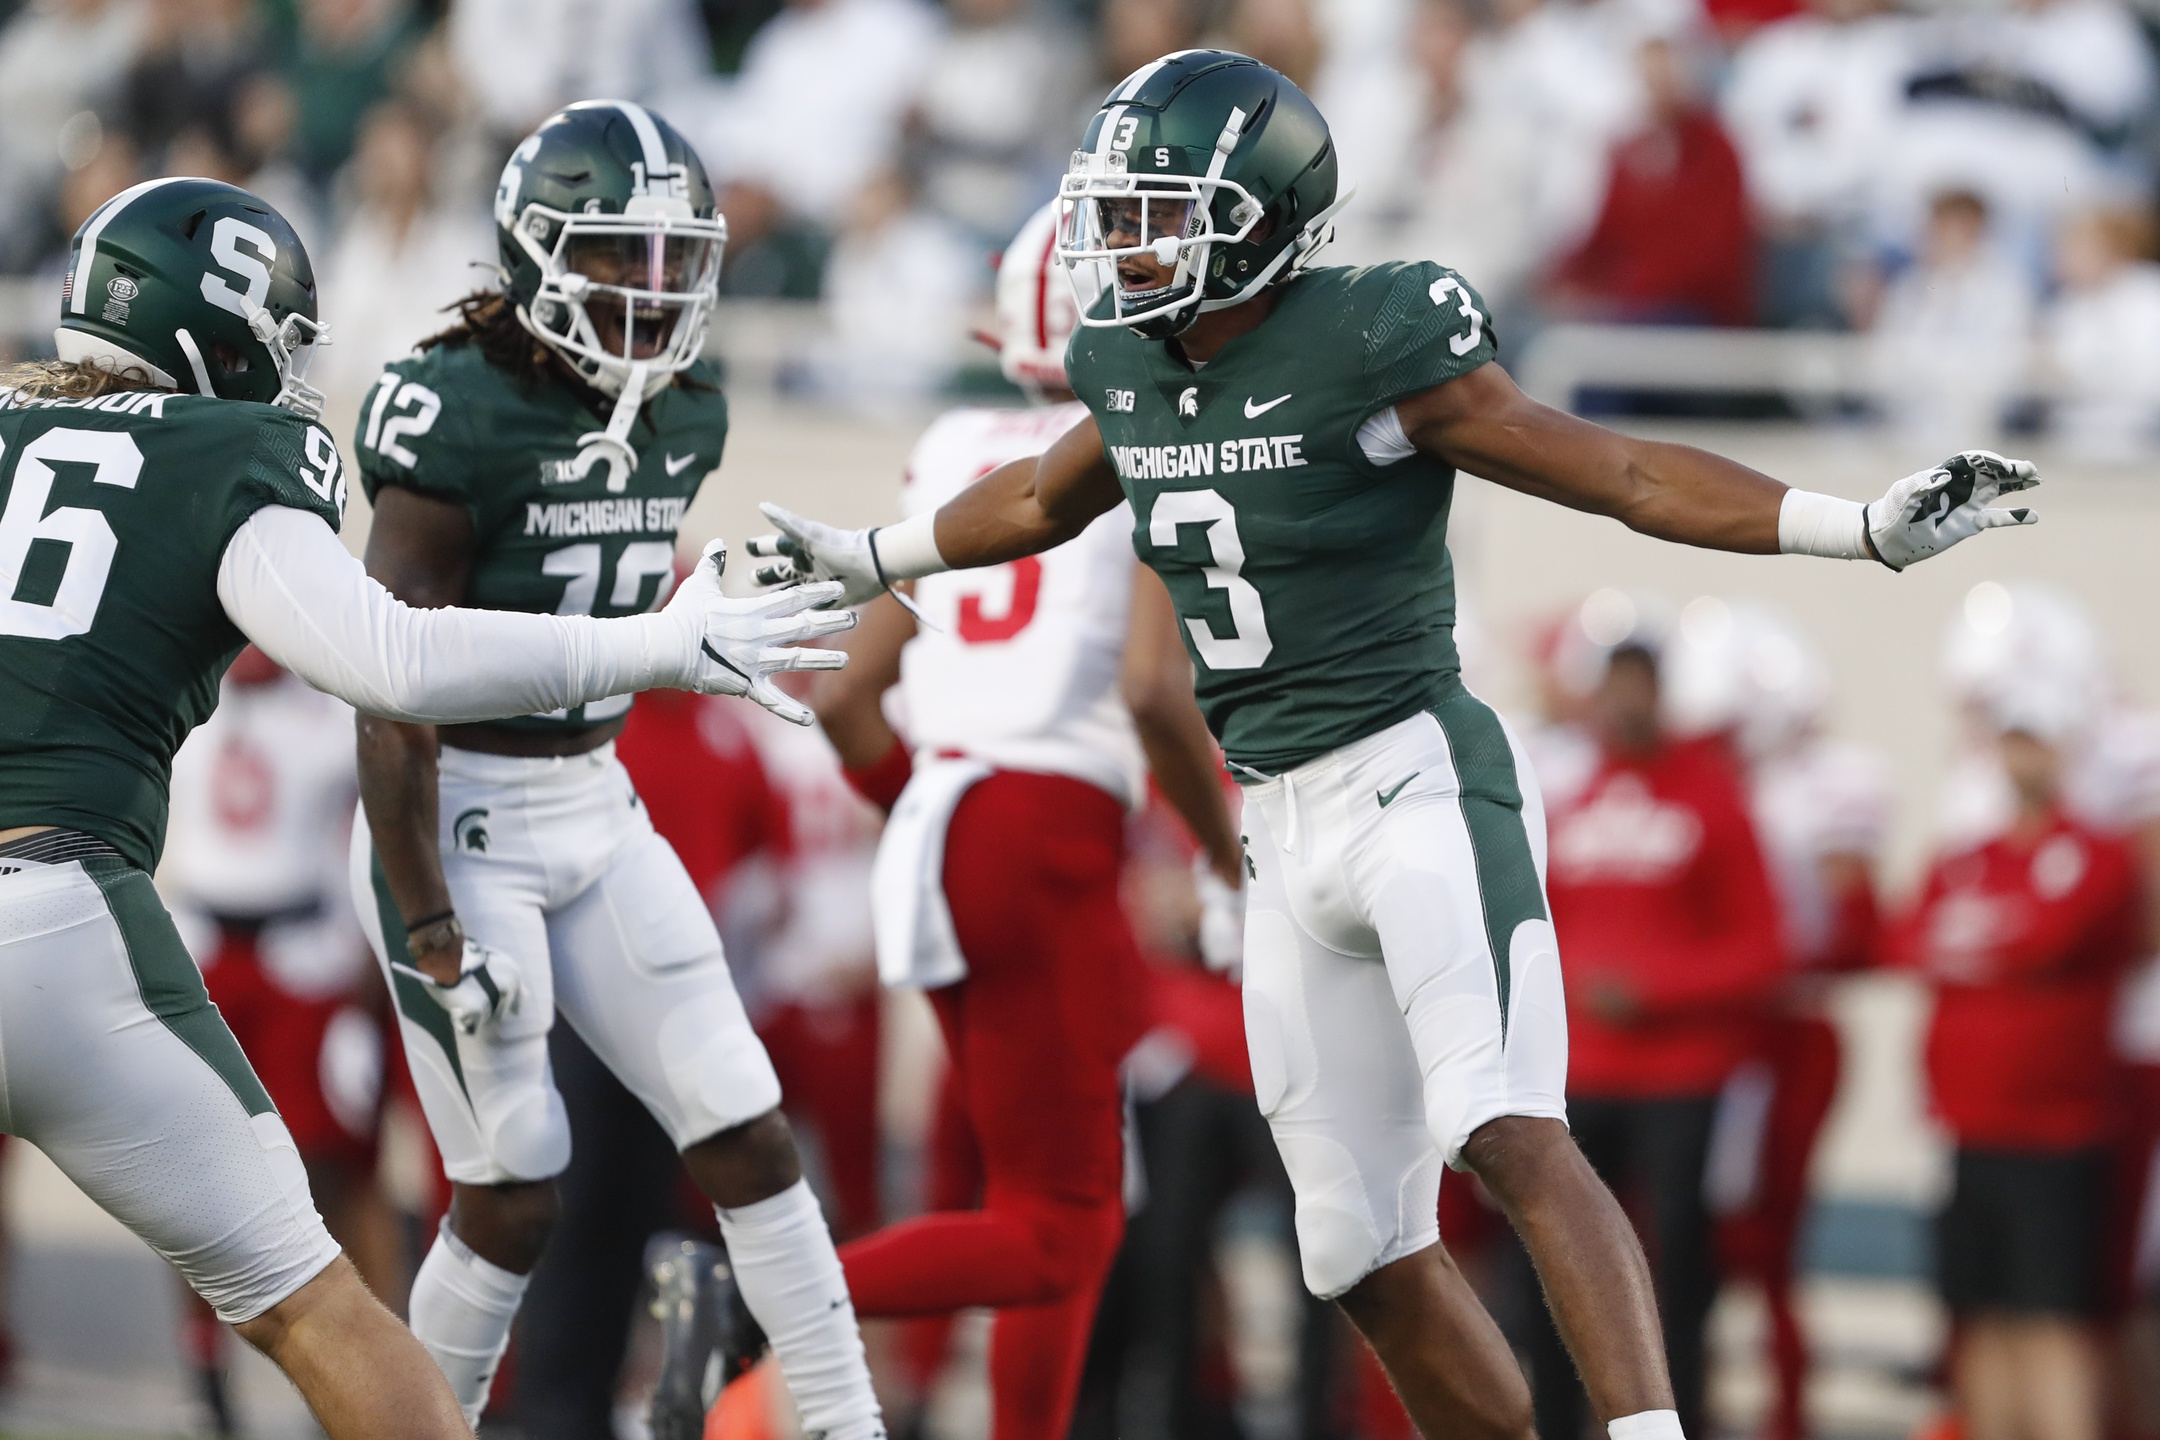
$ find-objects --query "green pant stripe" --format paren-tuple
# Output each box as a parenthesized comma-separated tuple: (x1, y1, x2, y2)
(367, 851, 469, 1099)
(86, 860, 276, 1118)
(1428, 693, 1548, 1037)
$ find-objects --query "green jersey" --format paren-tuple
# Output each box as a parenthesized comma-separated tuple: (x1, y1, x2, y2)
(1066, 261, 1499, 773)
(354, 343, 726, 736)
(0, 390, 346, 870)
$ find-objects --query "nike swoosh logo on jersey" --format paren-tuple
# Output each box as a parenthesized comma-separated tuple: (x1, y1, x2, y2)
(665, 452, 698, 476)
(1377, 774, 1418, 807)
(1244, 393, 1292, 418)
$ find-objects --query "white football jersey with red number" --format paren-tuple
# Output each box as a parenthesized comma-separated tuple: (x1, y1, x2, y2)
(163, 672, 367, 995)
(898, 402, 1145, 807)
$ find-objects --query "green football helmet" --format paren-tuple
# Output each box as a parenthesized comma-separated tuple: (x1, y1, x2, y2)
(1057, 50, 1346, 337)
(55, 176, 328, 416)
(494, 99, 726, 403)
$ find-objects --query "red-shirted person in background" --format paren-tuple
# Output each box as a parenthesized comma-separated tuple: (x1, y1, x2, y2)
(1889, 666, 2144, 1440)
(1527, 592, 1785, 1440)
(1665, 598, 1891, 1440)
(1544, 37, 1755, 327)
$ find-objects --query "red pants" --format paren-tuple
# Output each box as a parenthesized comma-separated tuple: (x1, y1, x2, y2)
(204, 934, 382, 1171)
(841, 772, 1141, 1440)
(759, 992, 884, 1240)
(1718, 1013, 1842, 1440)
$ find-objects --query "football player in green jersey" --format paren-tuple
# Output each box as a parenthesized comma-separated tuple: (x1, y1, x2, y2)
(348, 102, 884, 1440)
(0, 177, 853, 1440)
(750, 50, 2042, 1440)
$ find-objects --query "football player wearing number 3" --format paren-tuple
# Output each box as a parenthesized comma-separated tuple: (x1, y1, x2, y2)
(752, 204, 1241, 1440)
(348, 104, 885, 1440)
(751, 51, 2043, 1440)
(0, 176, 853, 1439)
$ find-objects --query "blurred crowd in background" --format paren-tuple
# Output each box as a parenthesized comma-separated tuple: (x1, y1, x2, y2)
(4, 0, 2160, 437)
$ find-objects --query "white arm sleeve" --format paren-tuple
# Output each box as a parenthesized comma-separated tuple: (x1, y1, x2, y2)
(216, 505, 690, 723)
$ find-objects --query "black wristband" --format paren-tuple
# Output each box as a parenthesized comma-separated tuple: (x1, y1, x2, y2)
(867, 526, 894, 594)
(402, 907, 455, 932)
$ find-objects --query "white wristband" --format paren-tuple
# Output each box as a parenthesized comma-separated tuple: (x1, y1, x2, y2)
(1777, 489, 1870, 561)
(869, 511, 950, 583)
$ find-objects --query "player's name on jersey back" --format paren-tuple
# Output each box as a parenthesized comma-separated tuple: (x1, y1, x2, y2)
(0, 388, 178, 417)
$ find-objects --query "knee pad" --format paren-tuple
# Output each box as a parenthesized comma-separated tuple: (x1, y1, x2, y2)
(482, 1085, 570, 1182)
(655, 990, 784, 1144)
(1275, 1132, 1441, 1300)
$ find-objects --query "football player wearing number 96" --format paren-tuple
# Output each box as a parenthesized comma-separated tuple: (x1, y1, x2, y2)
(347, 102, 884, 1440)
(750, 50, 2043, 1440)
(0, 177, 852, 1440)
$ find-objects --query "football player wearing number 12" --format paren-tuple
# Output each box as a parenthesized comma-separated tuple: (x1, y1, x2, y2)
(0, 177, 851, 1439)
(349, 103, 884, 1440)
(752, 50, 2044, 1440)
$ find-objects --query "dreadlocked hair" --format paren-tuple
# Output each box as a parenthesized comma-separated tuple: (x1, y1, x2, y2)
(0, 358, 166, 401)
(420, 289, 556, 385)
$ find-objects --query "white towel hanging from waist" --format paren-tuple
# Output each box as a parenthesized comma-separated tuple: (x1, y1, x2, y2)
(871, 755, 994, 990)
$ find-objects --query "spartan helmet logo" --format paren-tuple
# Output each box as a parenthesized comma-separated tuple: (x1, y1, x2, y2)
(1178, 386, 1199, 418)
(453, 807, 491, 854)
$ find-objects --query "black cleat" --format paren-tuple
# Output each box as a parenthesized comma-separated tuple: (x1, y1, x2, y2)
(647, 1234, 769, 1440)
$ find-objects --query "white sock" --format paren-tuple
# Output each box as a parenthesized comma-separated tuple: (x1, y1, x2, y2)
(407, 1222, 530, 1428)
(716, 1180, 884, 1440)
(1610, 1409, 1686, 1440)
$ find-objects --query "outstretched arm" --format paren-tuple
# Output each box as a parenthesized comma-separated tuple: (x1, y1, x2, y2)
(1397, 362, 2039, 568)
(218, 505, 852, 725)
(928, 415, 1125, 567)
(751, 415, 1124, 602)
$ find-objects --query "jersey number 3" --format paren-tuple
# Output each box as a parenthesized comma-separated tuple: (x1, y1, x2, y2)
(1149, 489, 1272, 670)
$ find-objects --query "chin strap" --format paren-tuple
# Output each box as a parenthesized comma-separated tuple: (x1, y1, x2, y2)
(569, 361, 651, 492)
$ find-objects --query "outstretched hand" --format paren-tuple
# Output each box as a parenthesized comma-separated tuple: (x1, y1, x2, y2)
(1866, 450, 2040, 570)
(667, 539, 856, 725)
(745, 503, 889, 606)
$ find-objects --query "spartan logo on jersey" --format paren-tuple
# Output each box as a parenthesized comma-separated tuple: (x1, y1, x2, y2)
(1157, 375, 1214, 428)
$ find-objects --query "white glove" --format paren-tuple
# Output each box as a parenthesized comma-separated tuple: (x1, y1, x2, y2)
(746, 503, 949, 607)
(746, 504, 885, 605)
(664, 539, 855, 725)
(393, 938, 523, 1037)
(1867, 450, 2039, 570)
(1194, 858, 1246, 977)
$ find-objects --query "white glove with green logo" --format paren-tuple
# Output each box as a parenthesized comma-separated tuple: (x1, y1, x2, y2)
(747, 503, 949, 607)
(1780, 450, 2040, 570)
(394, 938, 524, 1037)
